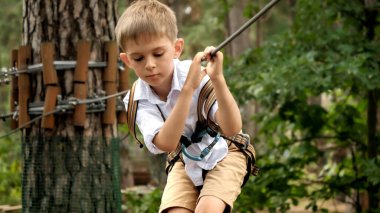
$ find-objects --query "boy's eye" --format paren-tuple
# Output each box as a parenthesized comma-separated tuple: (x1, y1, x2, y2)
(133, 56, 144, 62)
(154, 52, 164, 57)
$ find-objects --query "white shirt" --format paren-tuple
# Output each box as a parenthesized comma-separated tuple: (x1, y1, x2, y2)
(123, 59, 228, 186)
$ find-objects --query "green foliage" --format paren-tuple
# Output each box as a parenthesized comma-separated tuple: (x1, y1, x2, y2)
(227, 0, 380, 212)
(0, 0, 22, 66)
(0, 136, 21, 205)
(123, 188, 162, 213)
(179, 0, 227, 59)
(0, 0, 22, 206)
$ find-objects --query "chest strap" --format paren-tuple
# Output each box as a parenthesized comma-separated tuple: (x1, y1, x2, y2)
(181, 133, 221, 161)
(127, 81, 143, 148)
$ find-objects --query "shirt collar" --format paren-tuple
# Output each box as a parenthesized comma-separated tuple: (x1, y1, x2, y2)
(134, 59, 181, 104)
(171, 59, 182, 92)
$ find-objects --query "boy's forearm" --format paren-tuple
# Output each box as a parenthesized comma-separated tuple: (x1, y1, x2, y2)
(153, 86, 194, 152)
(212, 76, 242, 136)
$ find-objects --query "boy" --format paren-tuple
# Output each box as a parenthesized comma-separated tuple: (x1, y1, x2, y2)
(116, 1, 253, 212)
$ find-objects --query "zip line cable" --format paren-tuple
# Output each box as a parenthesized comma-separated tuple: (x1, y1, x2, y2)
(201, 0, 281, 63)
(68, 89, 130, 105)
(0, 89, 130, 140)
(0, 112, 15, 120)
(0, 63, 126, 85)
(0, 108, 63, 140)
(0, 61, 108, 77)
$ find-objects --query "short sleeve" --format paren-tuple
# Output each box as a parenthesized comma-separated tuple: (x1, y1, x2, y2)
(134, 100, 166, 154)
(123, 91, 165, 154)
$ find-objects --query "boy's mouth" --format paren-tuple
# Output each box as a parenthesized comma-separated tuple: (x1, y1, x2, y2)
(146, 74, 159, 78)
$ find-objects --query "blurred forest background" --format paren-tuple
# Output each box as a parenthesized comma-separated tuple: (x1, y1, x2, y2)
(0, 0, 379, 212)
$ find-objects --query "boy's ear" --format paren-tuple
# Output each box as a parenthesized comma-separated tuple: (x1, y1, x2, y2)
(119, 53, 130, 67)
(174, 38, 184, 58)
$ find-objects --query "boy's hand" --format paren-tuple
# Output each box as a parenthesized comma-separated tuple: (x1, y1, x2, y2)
(203, 46, 224, 81)
(184, 52, 207, 91)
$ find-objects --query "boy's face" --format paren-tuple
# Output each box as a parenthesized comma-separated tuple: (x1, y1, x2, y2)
(120, 35, 183, 91)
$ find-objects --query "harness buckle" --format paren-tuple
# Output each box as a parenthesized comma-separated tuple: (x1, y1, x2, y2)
(191, 121, 208, 142)
(182, 132, 221, 161)
(240, 134, 250, 150)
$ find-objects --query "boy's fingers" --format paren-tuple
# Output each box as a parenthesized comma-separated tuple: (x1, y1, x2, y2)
(201, 68, 207, 76)
(190, 52, 206, 75)
(204, 46, 216, 60)
(193, 52, 205, 62)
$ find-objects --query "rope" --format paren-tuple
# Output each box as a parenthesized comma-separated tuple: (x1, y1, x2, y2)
(0, 61, 127, 84)
(0, 112, 15, 120)
(0, 108, 64, 140)
(69, 89, 130, 105)
(201, 0, 281, 64)
(0, 88, 130, 140)
(0, 61, 108, 76)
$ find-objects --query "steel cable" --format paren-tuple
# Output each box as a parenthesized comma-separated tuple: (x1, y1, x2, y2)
(0, 88, 130, 139)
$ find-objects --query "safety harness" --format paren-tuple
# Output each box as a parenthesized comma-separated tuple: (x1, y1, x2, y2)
(126, 79, 259, 186)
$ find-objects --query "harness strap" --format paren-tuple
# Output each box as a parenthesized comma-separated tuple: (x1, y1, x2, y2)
(165, 143, 182, 174)
(181, 132, 221, 161)
(197, 80, 221, 135)
(127, 81, 143, 148)
(224, 134, 260, 177)
(195, 80, 260, 181)
(197, 80, 215, 125)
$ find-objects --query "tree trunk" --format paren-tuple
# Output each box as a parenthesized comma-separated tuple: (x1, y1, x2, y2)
(22, 0, 123, 212)
(367, 89, 379, 211)
(226, 0, 255, 137)
(364, 0, 379, 211)
(226, 0, 252, 57)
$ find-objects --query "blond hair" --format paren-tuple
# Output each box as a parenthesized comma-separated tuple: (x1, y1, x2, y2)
(115, 0, 178, 51)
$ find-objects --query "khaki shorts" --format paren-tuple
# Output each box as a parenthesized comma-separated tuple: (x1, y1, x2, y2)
(159, 143, 248, 213)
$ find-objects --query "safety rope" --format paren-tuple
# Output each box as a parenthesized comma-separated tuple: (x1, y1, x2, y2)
(201, 0, 281, 64)
(0, 112, 14, 120)
(0, 108, 63, 139)
(0, 61, 126, 84)
(0, 88, 130, 140)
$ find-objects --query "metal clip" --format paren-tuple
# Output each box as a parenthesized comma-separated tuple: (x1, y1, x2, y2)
(67, 97, 79, 106)
(12, 109, 18, 120)
(241, 134, 250, 150)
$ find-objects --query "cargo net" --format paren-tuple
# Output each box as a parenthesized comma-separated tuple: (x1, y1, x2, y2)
(22, 136, 122, 213)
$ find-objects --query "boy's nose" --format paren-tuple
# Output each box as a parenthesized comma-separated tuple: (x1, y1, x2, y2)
(145, 57, 156, 70)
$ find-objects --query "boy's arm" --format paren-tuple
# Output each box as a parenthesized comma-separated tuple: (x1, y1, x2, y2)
(153, 86, 194, 152)
(153, 53, 207, 152)
(204, 47, 242, 136)
(213, 75, 242, 136)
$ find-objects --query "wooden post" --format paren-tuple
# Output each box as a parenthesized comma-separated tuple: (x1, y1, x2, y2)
(41, 87, 60, 129)
(102, 41, 117, 125)
(118, 67, 129, 124)
(73, 40, 91, 127)
(17, 45, 32, 128)
(41, 42, 60, 129)
(41, 43, 58, 85)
